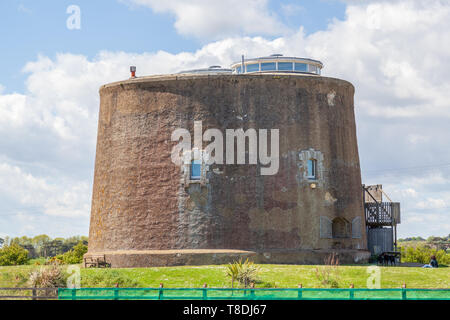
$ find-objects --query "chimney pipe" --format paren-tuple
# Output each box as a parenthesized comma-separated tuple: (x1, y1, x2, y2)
(130, 66, 136, 78)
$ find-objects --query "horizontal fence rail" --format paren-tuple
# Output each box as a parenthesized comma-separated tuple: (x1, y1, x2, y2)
(58, 288, 450, 301)
(0, 287, 58, 300)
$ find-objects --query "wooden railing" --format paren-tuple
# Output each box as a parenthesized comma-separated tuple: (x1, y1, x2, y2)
(0, 287, 58, 300)
(365, 202, 400, 226)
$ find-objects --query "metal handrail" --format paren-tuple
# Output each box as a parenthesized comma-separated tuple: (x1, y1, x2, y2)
(58, 287, 450, 300)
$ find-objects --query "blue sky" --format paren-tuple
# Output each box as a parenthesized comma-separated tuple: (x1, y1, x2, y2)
(0, 0, 449, 239)
(0, 0, 345, 93)
(1, 0, 195, 92)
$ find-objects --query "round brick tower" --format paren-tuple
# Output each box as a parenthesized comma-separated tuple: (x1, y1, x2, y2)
(86, 56, 370, 267)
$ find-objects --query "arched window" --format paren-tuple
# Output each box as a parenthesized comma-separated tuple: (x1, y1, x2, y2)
(307, 159, 317, 180)
(190, 159, 201, 180)
(332, 218, 349, 238)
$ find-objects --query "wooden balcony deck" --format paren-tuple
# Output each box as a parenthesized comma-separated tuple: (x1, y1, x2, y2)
(365, 202, 401, 227)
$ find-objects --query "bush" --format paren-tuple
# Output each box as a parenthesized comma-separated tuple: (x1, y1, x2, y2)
(81, 270, 139, 288)
(226, 258, 260, 288)
(0, 244, 29, 266)
(400, 245, 450, 265)
(28, 264, 67, 288)
(57, 242, 88, 265)
(47, 256, 64, 265)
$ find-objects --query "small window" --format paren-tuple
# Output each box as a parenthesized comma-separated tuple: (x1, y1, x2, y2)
(261, 62, 276, 71)
(278, 62, 293, 71)
(246, 63, 259, 72)
(307, 159, 317, 180)
(190, 160, 201, 180)
(235, 66, 241, 74)
(295, 63, 308, 72)
(308, 65, 318, 74)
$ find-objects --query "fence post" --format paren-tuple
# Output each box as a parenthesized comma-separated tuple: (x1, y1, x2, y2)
(32, 288, 37, 301)
(349, 284, 354, 300)
(402, 283, 407, 300)
(114, 288, 119, 300)
(203, 283, 208, 300)
(71, 288, 76, 300)
(159, 283, 164, 300)
(297, 284, 303, 299)
(202, 283, 208, 300)
(250, 283, 255, 300)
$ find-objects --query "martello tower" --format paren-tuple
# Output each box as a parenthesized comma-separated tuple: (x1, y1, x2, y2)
(86, 54, 370, 267)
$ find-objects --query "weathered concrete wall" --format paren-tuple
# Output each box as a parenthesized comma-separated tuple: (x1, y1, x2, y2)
(87, 73, 368, 266)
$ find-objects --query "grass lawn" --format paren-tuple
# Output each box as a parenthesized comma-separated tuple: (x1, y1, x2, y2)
(1, 264, 449, 289)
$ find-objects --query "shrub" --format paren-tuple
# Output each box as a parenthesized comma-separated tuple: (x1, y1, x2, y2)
(47, 256, 64, 265)
(57, 242, 88, 265)
(226, 258, 260, 288)
(28, 264, 67, 288)
(81, 270, 139, 288)
(400, 245, 450, 265)
(314, 253, 341, 288)
(0, 244, 29, 266)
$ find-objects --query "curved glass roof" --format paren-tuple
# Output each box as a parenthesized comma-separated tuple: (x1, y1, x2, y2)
(178, 65, 232, 74)
(230, 54, 323, 75)
(177, 55, 323, 76)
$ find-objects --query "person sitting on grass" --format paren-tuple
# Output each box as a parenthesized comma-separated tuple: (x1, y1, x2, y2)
(430, 255, 438, 268)
(422, 255, 438, 268)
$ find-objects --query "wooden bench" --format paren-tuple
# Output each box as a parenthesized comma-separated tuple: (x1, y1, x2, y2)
(377, 251, 401, 266)
(84, 254, 111, 268)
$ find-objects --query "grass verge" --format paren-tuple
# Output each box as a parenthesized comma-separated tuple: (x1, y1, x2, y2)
(1, 264, 448, 289)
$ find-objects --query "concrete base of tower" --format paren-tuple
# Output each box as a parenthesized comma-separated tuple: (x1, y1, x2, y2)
(83, 249, 371, 268)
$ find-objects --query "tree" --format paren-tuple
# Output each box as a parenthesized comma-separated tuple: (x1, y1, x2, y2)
(31, 234, 51, 257)
(22, 244, 37, 259)
(10, 236, 33, 247)
(59, 241, 88, 264)
(0, 244, 29, 266)
(32, 234, 51, 248)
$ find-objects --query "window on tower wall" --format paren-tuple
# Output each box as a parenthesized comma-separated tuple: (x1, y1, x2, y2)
(307, 159, 317, 180)
(190, 159, 201, 180)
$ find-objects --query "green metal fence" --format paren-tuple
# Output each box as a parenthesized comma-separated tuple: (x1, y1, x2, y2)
(58, 287, 450, 300)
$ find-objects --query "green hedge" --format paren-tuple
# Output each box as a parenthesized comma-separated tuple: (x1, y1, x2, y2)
(0, 244, 29, 266)
(400, 245, 450, 265)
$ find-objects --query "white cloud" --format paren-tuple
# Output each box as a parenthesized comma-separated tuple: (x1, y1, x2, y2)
(126, 0, 289, 39)
(0, 163, 90, 218)
(416, 198, 447, 210)
(280, 3, 304, 17)
(1, 0, 450, 238)
(17, 4, 32, 14)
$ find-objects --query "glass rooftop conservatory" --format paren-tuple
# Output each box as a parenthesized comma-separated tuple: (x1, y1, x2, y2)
(178, 65, 232, 74)
(230, 54, 323, 75)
